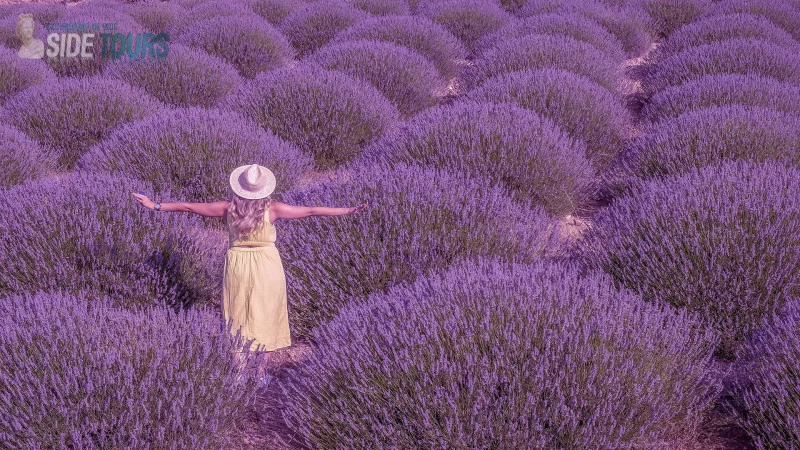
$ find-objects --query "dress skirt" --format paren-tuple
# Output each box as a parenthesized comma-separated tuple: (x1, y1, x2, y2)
(222, 244, 292, 352)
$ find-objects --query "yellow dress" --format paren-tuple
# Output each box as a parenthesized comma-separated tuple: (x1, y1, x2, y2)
(222, 205, 292, 352)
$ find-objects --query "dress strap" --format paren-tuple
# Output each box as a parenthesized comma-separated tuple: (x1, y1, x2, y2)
(265, 205, 274, 227)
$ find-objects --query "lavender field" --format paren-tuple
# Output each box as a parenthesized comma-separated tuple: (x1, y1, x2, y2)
(1, 0, 799, 448)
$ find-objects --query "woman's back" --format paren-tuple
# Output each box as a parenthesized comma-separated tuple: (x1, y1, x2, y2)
(223, 203, 290, 352)
(227, 207, 277, 248)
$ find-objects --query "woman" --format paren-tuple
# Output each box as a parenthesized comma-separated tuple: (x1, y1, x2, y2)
(132, 164, 367, 376)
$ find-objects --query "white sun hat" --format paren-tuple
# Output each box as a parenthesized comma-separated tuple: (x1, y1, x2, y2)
(229, 164, 276, 199)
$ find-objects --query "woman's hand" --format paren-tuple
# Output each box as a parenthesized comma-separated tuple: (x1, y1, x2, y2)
(131, 192, 156, 210)
(348, 203, 368, 215)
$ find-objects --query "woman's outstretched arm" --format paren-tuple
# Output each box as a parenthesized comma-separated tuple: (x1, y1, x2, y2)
(131, 193, 230, 217)
(272, 200, 367, 220)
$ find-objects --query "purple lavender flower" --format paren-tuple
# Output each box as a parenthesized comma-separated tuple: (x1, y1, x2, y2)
(223, 64, 400, 170)
(78, 107, 314, 204)
(356, 101, 597, 216)
(475, 13, 626, 61)
(517, 0, 653, 57)
(0, 123, 53, 189)
(650, 12, 800, 63)
(104, 43, 242, 107)
(0, 290, 257, 448)
(1, 76, 164, 171)
(349, 0, 410, 15)
(0, 46, 54, 105)
(124, 0, 187, 34)
(1, 2, 66, 26)
(623, 105, 800, 180)
(629, 0, 712, 38)
(245, 0, 305, 25)
(279, 258, 720, 448)
(461, 68, 630, 168)
(704, 0, 800, 42)
(470, 33, 624, 92)
(732, 298, 800, 448)
(305, 40, 445, 117)
(167, 0, 255, 37)
(330, 15, 467, 79)
(417, 0, 512, 57)
(280, 0, 369, 57)
(178, 14, 295, 78)
(277, 162, 559, 337)
(641, 73, 800, 122)
(640, 38, 800, 96)
(581, 159, 800, 358)
(0, 172, 220, 310)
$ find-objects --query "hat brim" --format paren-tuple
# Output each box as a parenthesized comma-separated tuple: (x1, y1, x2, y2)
(229, 165, 276, 199)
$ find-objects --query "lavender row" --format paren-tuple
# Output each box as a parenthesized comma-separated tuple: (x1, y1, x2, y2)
(0, 290, 258, 448)
(277, 162, 559, 337)
(279, 258, 720, 448)
(732, 299, 800, 448)
(0, 172, 223, 310)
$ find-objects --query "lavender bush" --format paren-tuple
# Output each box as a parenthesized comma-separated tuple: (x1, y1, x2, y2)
(475, 13, 626, 61)
(650, 13, 800, 63)
(223, 64, 400, 170)
(641, 73, 800, 122)
(178, 15, 295, 78)
(732, 299, 800, 449)
(3, 3, 66, 26)
(582, 160, 800, 357)
(705, 0, 800, 41)
(280, 258, 720, 449)
(277, 163, 558, 337)
(167, 0, 256, 37)
(640, 38, 800, 96)
(105, 43, 242, 107)
(517, 0, 653, 57)
(0, 124, 53, 189)
(306, 40, 444, 117)
(624, 105, 800, 180)
(630, 0, 711, 38)
(470, 34, 623, 92)
(85, 0, 127, 7)
(0, 290, 258, 449)
(462, 68, 630, 168)
(357, 102, 595, 216)
(175, 0, 209, 8)
(498, 0, 527, 13)
(280, 0, 368, 57)
(330, 15, 467, 79)
(349, 0, 410, 15)
(599, 6, 654, 58)
(596, 0, 631, 6)
(124, 1, 187, 34)
(79, 107, 313, 205)
(1, 77, 164, 171)
(0, 46, 54, 105)
(0, 172, 222, 310)
(417, 0, 512, 56)
(246, 0, 305, 25)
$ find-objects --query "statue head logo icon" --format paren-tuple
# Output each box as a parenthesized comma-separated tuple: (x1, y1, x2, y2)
(16, 13, 44, 59)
